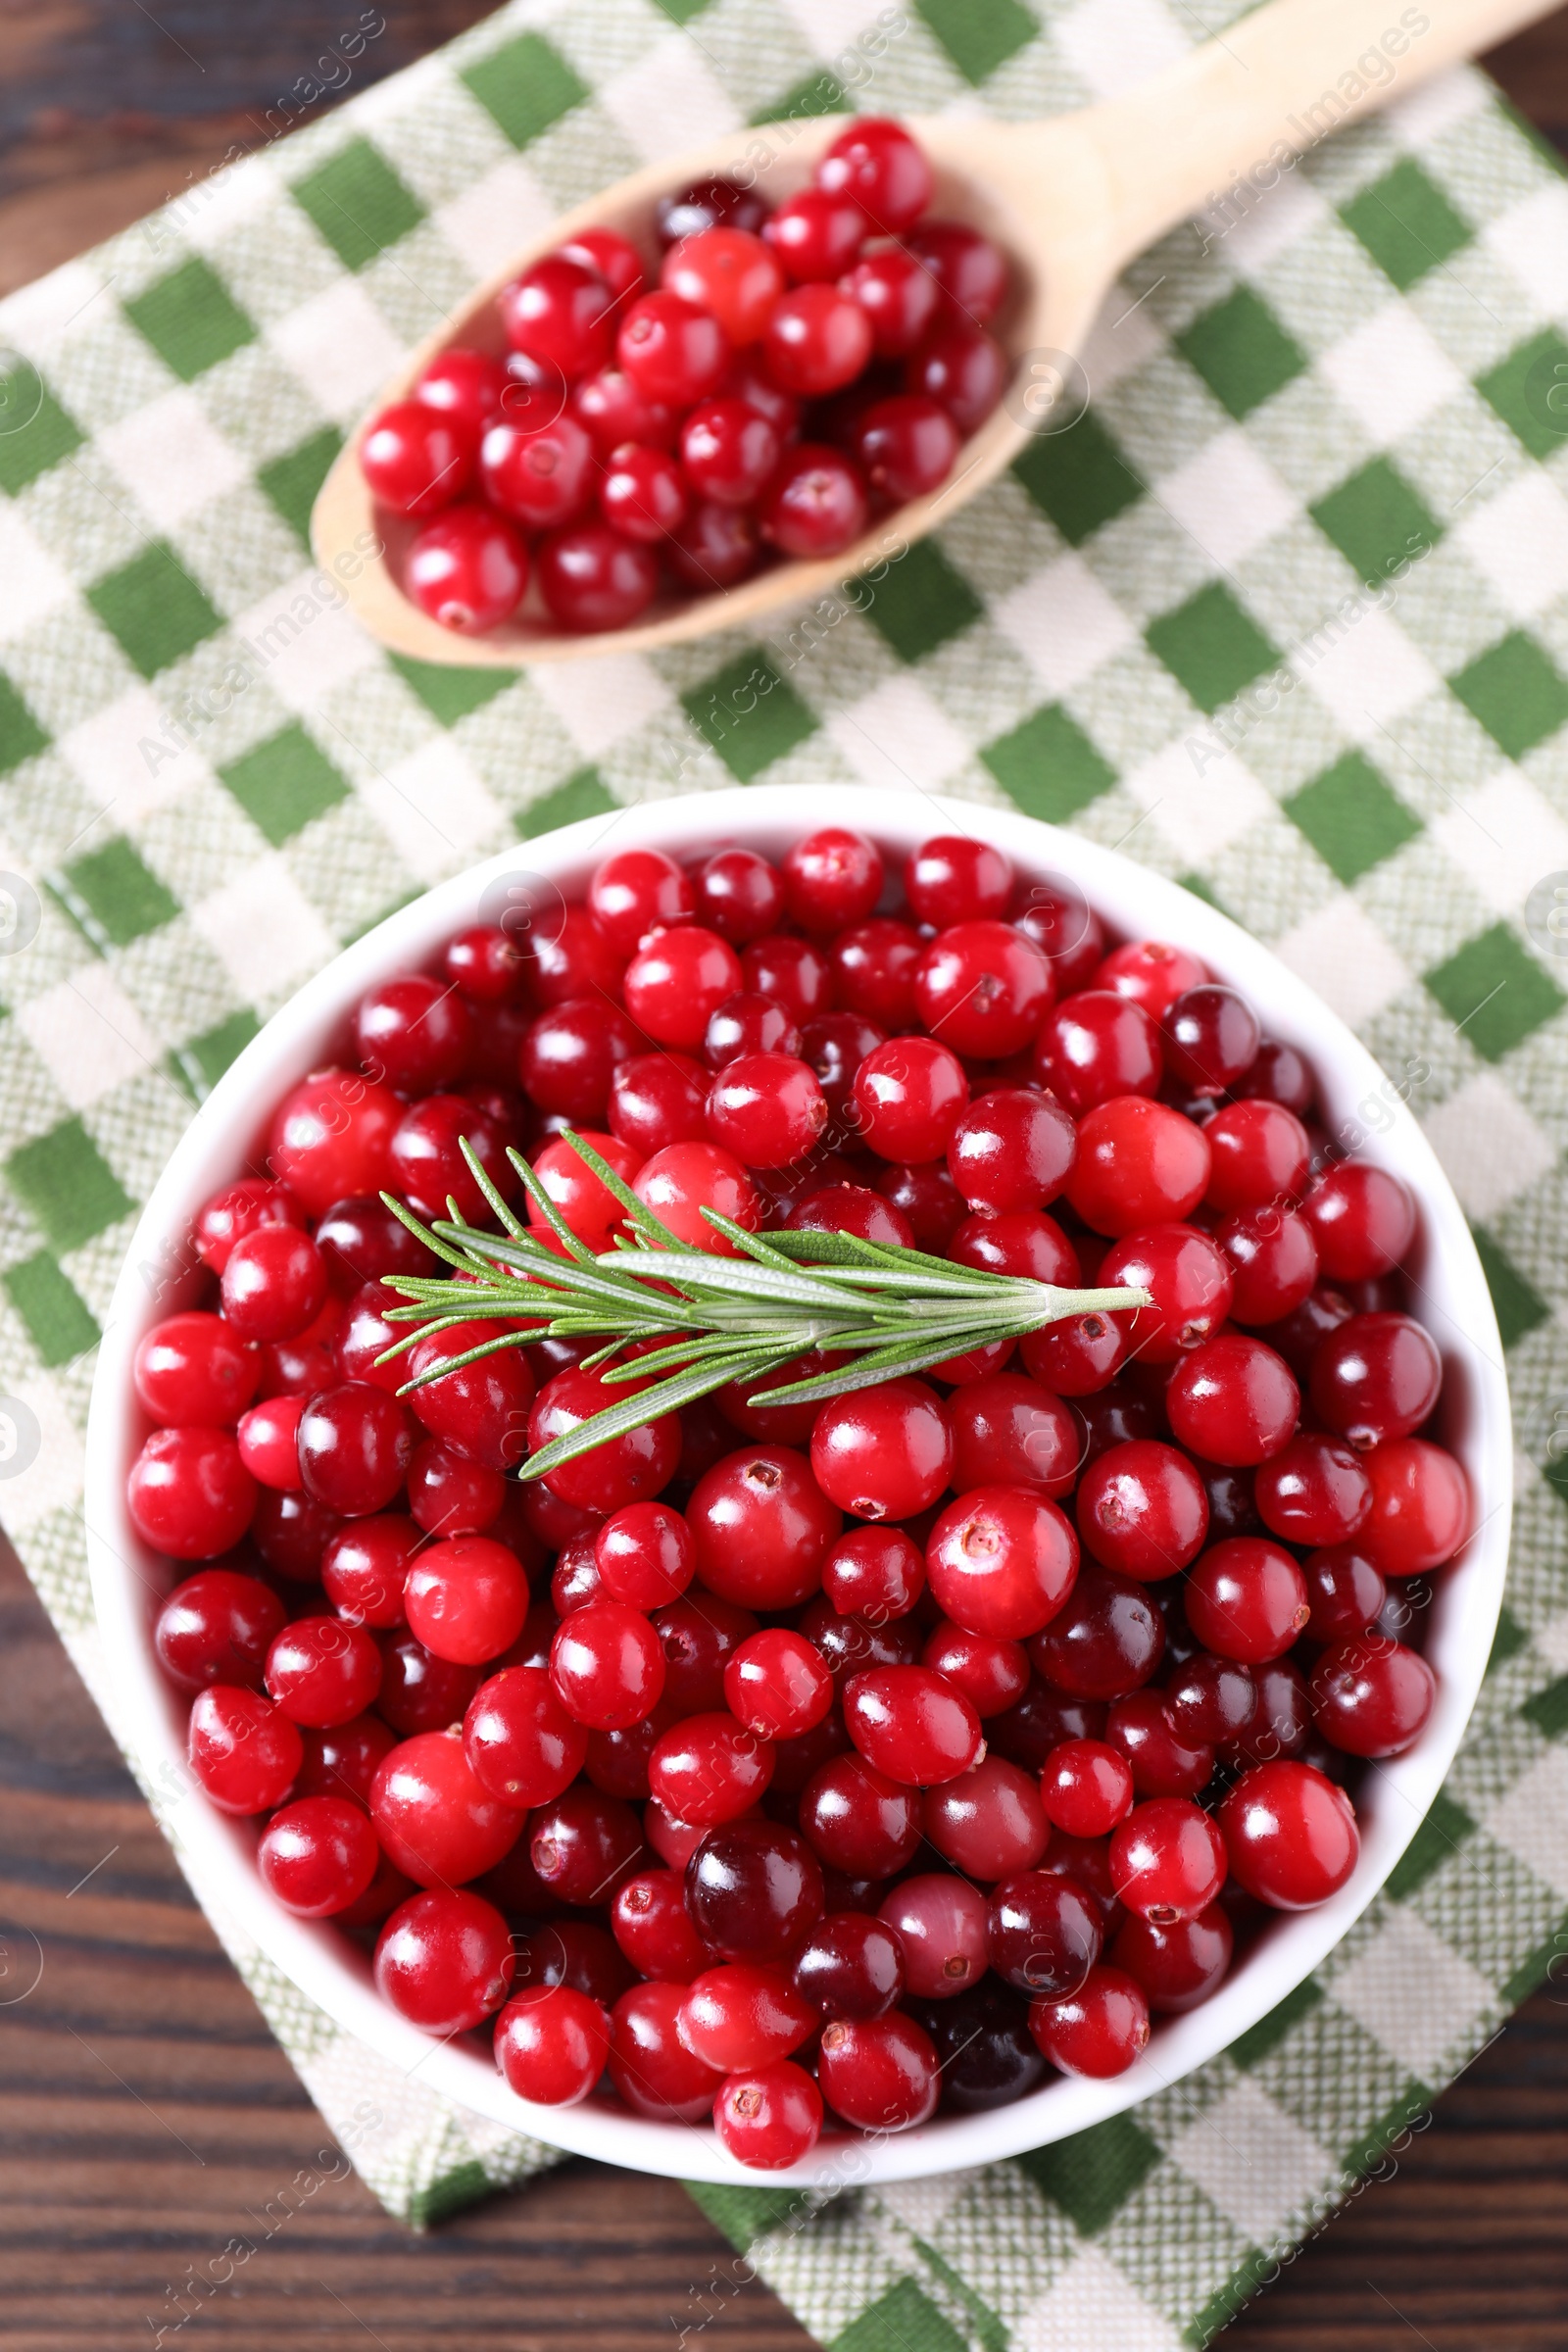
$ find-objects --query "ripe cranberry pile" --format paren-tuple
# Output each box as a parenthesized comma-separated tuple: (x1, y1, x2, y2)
(358, 120, 1009, 636)
(129, 825, 1469, 2171)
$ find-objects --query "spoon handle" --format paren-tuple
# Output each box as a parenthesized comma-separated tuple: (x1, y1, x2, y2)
(1067, 0, 1555, 270)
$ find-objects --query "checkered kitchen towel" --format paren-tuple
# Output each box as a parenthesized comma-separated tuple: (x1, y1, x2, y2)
(2, 0, 1567, 2336)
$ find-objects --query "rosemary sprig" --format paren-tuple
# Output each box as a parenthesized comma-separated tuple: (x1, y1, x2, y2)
(377, 1131, 1152, 1487)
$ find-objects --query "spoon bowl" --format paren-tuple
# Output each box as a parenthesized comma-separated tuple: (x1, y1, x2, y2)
(313, 0, 1544, 664)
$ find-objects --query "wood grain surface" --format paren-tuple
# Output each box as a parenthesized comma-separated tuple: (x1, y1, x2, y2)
(3, 5, 1568, 2346)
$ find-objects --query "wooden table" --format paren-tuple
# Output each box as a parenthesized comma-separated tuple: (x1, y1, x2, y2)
(3, 7, 1567, 2345)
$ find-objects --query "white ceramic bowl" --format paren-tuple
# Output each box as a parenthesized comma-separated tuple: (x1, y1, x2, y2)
(86, 785, 1510, 2188)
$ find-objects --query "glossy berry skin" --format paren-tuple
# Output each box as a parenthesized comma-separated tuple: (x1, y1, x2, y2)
(707, 1051, 826, 1167)
(1164, 1653, 1257, 1747)
(624, 924, 742, 1053)
(220, 1223, 327, 1345)
(843, 1665, 981, 1787)
(250, 1488, 340, 1582)
(193, 1177, 305, 1274)
(809, 1379, 952, 1522)
(921, 1754, 1050, 1879)
(588, 847, 694, 956)
(268, 1068, 401, 1217)
(1185, 1538, 1309, 1665)
(238, 1395, 305, 1491)
(317, 1192, 441, 1294)
(1035, 992, 1161, 1116)
(1309, 1634, 1436, 1757)
(550, 1601, 665, 1731)
(816, 2012, 940, 2132)
(1111, 1903, 1233, 2013)
(1099, 1224, 1233, 1364)
(915, 922, 1053, 1059)
(635, 1140, 764, 1255)
(822, 1526, 924, 1622)
(371, 1731, 522, 1889)
(375, 1630, 481, 1739)
(854, 391, 961, 501)
(528, 1365, 680, 1513)
(663, 226, 783, 342)
(926, 1487, 1079, 1641)
(404, 1536, 530, 1667)
(687, 1445, 840, 1610)
(946, 1375, 1080, 1501)
(374, 1888, 514, 2034)
(259, 1796, 379, 1918)
(155, 1570, 285, 1693)
(724, 1630, 833, 1740)
(649, 1710, 773, 1827)
(1041, 1738, 1135, 1838)
(1302, 1544, 1388, 1642)
(921, 1623, 1029, 1718)
(503, 256, 613, 377)
(677, 1963, 815, 2073)
(610, 1869, 710, 1981)
(537, 522, 659, 632)
(792, 1912, 905, 2019)
(406, 504, 528, 632)
(842, 249, 940, 355)
(495, 1984, 612, 2106)
(617, 289, 727, 404)
(987, 1870, 1102, 1996)
(387, 1091, 514, 1224)
(594, 1501, 693, 1609)
(1161, 985, 1260, 1094)
(830, 917, 920, 1030)
(128, 1427, 256, 1561)
(1020, 1305, 1130, 1396)
(1109, 1797, 1226, 1924)
(852, 1037, 968, 1164)
(1309, 1313, 1442, 1448)
(1066, 1098, 1210, 1238)
(1077, 1441, 1209, 1581)
(762, 185, 868, 283)
(1358, 1438, 1469, 1574)
(1302, 1162, 1416, 1280)
(680, 394, 781, 504)
(694, 848, 784, 944)
(295, 1383, 414, 1517)
(741, 934, 833, 1023)
(529, 1129, 641, 1250)
(404, 1318, 533, 1474)
(706, 994, 803, 1071)
(600, 440, 687, 540)
(360, 400, 473, 515)
(759, 442, 870, 556)
(1028, 1565, 1164, 1701)
(187, 1686, 302, 1814)
(904, 318, 1005, 430)
(1218, 1203, 1319, 1326)
(1255, 1433, 1372, 1546)
(609, 1053, 710, 1157)
(266, 1615, 382, 1729)
(669, 498, 760, 587)
(878, 1873, 990, 1998)
(1203, 1100, 1310, 1215)
(817, 117, 931, 232)
(1105, 1690, 1213, 1799)
(1029, 1966, 1151, 2079)
(714, 2062, 823, 2169)
(1165, 1334, 1300, 1467)
(799, 1753, 921, 1878)
(906, 220, 1008, 322)
(684, 1819, 825, 1961)
(464, 1666, 588, 1807)
(610, 1982, 725, 2121)
(948, 1088, 1075, 1216)
(134, 1313, 260, 1428)
(415, 345, 509, 436)
(1095, 940, 1207, 1018)
(1217, 1760, 1359, 1908)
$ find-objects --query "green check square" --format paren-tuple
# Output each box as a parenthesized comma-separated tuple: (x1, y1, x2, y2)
(1425, 922, 1566, 1061)
(1147, 581, 1277, 714)
(390, 653, 514, 724)
(0, 670, 49, 777)
(1013, 410, 1141, 545)
(834, 2279, 967, 2352)
(2, 1251, 99, 1368)
(863, 539, 981, 662)
(982, 703, 1116, 821)
(221, 724, 350, 847)
(1287, 751, 1422, 884)
(123, 258, 256, 382)
(752, 69, 846, 124)
(1470, 1221, 1549, 1347)
(260, 426, 343, 547)
(178, 1010, 262, 1098)
(1385, 1789, 1474, 1900)
(1177, 285, 1306, 420)
(1311, 458, 1442, 584)
(293, 138, 424, 271)
(1231, 1979, 1323, 2071)
(516, 766, 615, 836)
(1524, 1673, 1568, 1739)
(1488, 1603, 1530, 1674)
(0, 366, 82, 495)
(682, 653, 816, 782)
(1479, 327, 1568, 464)
(8, 1118, 133, 1252)
(1342, 157, 1471, 291)
(916, 0, 1035, 82)
(1016, 2112, 1161, 2236)
(463, 32, 588, 148)
(652, 0, 711, 18)
(1452, 631, 1568, 760)
(86, 541, 223, 678)
(64, 835, 178, 947)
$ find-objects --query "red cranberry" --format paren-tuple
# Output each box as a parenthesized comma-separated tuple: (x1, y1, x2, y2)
(687, 1445, 840, 1609)
(1165, 1333, 1299, 1466)
(1030, 1965, 1151, 2079)
(611, 1869, 710, 1982)
(128, 1427, 256, 1560)
(1185, 1537, 1309, 1664)
(1301, 1162, 1416, 1280)
(1309, 1634, 1436, 1757)
(946, 1374, 1080, 1499)
(360, 400, 473, 515)
(1112, 1902, 1233, 2012)
(406, 1319, 534, 1470)
(1217, 1760, 1359, 1907)
(821, 1526, 925, 1622)
(406, 504, 528, 632)
(1028, 1564, 1164, 1700)
(1309, 1312, 1442, 1448)
(187, 1685, 301, 1814)
(649, 1709, 774, 1826)
(1358, 1438, 1469, 1574)
(725, 1630, 833, 1741)
(463, 1665, 587, 1807)
(920, 1623, 1029, 1717)
(906, 221, 1008, 322)
(1109, 1796, 1226, 1923)
(1218, 1202, 1319, 1325)
(193, 1178, 304, 1275)
(926, 1487, 1079, 1640)
(1066, 1098, 1211, 1237)
(495, 1983, 612, 2107)
(1077, 1440, 1209, 1580)
(609, 1981, 724, 2121)
(134, 1312, 260, 1428)
(987, 1869, 1102, 1995)
(817, 2010, 939, 2132)
(922, 1754, 1050, 1879)
(799, 1752, 920, 1877)
(530, 1785, 644, 1906)
(1254, 1431, 1372, 1546)
(259, 1795, 378, 1918)
(948, 1089, 1075, 1216)
(904, 318, 1005, 432)
(792, 1911, 904, 2018)
(155, 1570, 284, 1693)
(374, 1887, 514, 2033)
(684, 1818, 825, 1962)
(1302, 1544, 1387, 1642)
(609, 1052, 710, 1156)
(1041, 1738, 1135, 1838)
(376, 1628, 481, 1736)
(529, 1364, 680, 1513)
(538, 522, 659, 632)
(843, 1664, 981, 1787)
(809, 1379, 952, 1522)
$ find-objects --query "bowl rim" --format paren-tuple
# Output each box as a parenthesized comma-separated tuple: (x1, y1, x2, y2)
(84, 783, 1511, 2189)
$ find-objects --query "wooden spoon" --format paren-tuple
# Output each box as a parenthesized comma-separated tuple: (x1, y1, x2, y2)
(313, 0, 1546, 667)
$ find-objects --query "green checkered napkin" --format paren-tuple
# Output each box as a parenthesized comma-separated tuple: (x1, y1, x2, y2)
(2, 0, 1567, 2333)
